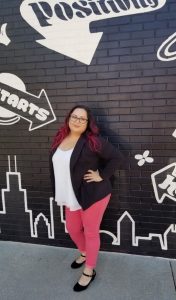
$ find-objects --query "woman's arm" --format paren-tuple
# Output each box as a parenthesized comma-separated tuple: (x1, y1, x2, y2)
(98, 137, 125, 180)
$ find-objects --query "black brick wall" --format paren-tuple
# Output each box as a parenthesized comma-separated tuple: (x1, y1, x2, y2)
(0, 0, 176, 259)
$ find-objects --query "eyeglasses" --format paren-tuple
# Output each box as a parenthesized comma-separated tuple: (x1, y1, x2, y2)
(70, 114, 88, 124)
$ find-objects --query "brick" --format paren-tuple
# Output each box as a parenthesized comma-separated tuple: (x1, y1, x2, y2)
(109, 122, 129, 129)
(119, 128, 142, 135)
(109, 108, 130, 115)
(67, 81, 87, 88)
(130, 77, 154, 84)
(144, 21, 167, 30)
(166, 84, 176, 90)
(98, 86, 119, 94)
(120, 115, 142, 121)
(142, 84, 166, 92)
(97, 56, 119, 65)
(132, 14, 155, 23)
(120, 55, 142, 63)
(66, 66, 86, 74)
(97, 71, 119, 79)
(157, 12, 175, 21)
(153, 121, 176, 128)
(130, 122, 152, 129)
(99, 41, 119, 50)
(109, 32, 130, 41)
(120, 70, 142, 78)
(142, 114, 166, 121)
(154, 91, 176, 98)
(46, 68, 65, 75)
(142, 125, 164, 135)
(131, 107, 153, 114)
(143, 69, 166, 76)
(142, 54, 156, 62)
(88, 65, 108, 72)
(87, 94, 107, 102)
(130, 62, 155, 72)
(108, 94, 128, 101)
(167, 68, 176, 75)
(111, 64, 130, 73)
(120, 100, 142, 107)
(47, 82, 67, 89)
(144, 37, 163, 46)
(120, 85, 141, 93)
(109, 48, 131, 56)
(35, 61, 55, 69)
(156, 28, 174, 37)
(55, 74, 75, 82)
(109, 78, 130, 86)
(76, 73, 96, 80)
(97, 115, 119, 122)
(120, 39, 142, 47)
(120, 24, 143, 32)
(88, 79, 108, 87)
(132, 30, 154, 38)
(132, 46, 155, 54)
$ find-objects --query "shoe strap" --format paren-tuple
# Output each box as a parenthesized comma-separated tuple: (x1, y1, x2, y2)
(82, 270, 95, 277)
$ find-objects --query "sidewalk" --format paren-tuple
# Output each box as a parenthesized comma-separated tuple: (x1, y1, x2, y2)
(0, 240, 175, 300)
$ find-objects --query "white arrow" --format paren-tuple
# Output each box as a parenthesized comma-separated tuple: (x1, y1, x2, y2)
(0, 82, 56, 131)
(20, 0, 167, 64)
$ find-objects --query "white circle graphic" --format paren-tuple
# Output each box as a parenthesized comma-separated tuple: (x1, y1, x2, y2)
(0, 73, 26, 125)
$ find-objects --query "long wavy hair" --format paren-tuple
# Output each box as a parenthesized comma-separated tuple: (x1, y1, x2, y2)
(50, 105, 102, 152)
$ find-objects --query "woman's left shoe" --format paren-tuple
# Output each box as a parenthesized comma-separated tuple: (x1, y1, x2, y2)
(73, 269, 96, 292)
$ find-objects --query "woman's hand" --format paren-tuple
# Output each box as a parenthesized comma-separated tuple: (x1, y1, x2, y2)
(83, 169, 103, 182)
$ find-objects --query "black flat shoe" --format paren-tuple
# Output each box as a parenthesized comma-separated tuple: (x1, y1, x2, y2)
(73, 269, 96, 292)
(71, 254, 86, 269)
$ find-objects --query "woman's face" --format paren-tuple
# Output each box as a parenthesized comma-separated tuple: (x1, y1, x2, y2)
(68, 108, 88, 135)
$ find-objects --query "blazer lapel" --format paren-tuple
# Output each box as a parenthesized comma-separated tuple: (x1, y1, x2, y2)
(70, 134, 86, 172)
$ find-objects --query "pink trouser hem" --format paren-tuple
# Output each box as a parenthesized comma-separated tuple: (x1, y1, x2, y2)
(65, 194, 111, 268)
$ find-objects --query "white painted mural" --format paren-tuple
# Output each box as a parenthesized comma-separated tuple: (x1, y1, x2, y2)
(0, 73, 56, 130)
(0, 155, 175, 252)
(151, 163, 176, 204)
(20, 0, 167, 64)
(0, 156, 55, 238)
(157, 32, 176, 62)
(135, 150, 154, 166)
(0, 23, 11, 46)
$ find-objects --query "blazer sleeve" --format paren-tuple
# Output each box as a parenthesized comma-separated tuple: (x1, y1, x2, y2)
(98, 137, 125, 180)
(49, 150, 55, 198)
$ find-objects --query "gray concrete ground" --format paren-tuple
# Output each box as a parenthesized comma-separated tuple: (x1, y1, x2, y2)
(0, 240, 176, 300)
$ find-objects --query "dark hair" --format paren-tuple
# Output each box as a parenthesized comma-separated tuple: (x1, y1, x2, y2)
(50, 105, 101, 152)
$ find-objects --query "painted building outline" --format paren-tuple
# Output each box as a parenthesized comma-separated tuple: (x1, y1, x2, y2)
(0, 156, 176, 252)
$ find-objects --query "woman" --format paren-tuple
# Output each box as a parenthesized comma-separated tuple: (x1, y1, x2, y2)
(49, 105, 124, 292)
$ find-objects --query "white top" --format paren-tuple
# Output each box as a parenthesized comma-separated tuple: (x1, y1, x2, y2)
(52, 147, 82, 211)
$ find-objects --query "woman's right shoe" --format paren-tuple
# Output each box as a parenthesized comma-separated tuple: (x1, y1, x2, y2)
(73, 269, 96, 292)
(71, 254, 86, 269)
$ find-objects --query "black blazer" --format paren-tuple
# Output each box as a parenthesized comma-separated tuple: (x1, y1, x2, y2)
(49, 134, 125, 210)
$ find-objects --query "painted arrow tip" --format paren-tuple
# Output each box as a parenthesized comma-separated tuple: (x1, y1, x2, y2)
(36, 31, 103, 65)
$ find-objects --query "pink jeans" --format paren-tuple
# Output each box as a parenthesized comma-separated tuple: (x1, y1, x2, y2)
(65, 193, 111, 269)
